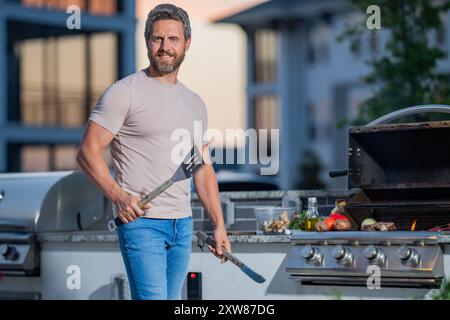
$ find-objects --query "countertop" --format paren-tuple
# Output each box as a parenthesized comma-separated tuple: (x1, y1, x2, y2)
(37, 231, 450, 244)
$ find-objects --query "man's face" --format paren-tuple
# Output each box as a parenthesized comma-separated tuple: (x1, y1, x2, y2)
(147, 19, 191, 74)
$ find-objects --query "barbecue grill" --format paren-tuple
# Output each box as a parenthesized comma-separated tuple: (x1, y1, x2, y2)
(286, 105, 450, 288)
(0, 171, 111, 276)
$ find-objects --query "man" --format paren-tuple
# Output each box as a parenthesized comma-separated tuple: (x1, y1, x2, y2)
(76, 4, 231, 300)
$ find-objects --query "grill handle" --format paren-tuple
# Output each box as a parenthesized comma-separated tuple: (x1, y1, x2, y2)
(329, 169, 348, 178)
(368, 104, 450, 126)
(0, 219, 28, 230)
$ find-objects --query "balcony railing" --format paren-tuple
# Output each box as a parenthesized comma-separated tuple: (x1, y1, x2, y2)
(20, 85, 102, 128)
(1, 0, 119, 16)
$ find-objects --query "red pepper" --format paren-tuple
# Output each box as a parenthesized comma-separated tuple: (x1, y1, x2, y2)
(329, 213, 349, 222)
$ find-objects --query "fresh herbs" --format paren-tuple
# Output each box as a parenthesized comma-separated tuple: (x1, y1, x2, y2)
(288, 210, 309, 230)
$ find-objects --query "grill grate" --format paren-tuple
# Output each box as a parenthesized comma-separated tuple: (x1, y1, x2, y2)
(346, 196, 450, 231)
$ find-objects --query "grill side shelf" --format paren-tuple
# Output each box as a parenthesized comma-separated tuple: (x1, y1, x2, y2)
(289, 231, 440, 245)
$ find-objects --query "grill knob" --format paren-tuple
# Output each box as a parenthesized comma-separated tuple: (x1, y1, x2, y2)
(397, 246, 412, 261)
(364, 245, 378, 260)
(332, 246, 347, 260)
(397, 246, 420, 266)
(332, 245, 353, 265)
(363, 245, 385, 266)
(1, 245, 19, 261)
(301, 246, 316, 260)
(301, 245, 322, 264)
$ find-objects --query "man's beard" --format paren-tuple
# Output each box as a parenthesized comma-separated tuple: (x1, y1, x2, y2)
(148, 49, 185, 74)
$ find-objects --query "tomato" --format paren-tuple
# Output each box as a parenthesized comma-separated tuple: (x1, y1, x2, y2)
(323, 218, 335, 231)
(329, 213, 349, 222)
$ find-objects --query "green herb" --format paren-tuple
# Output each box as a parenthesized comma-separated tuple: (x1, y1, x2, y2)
(433, 279, 450, 300)
(289, 210, 308, 230)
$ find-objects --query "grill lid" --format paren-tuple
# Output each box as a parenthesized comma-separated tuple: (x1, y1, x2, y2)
(0, 171, 111, 233)
(348, 120, 450, 189)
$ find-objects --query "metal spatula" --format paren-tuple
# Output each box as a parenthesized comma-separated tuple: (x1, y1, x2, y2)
(113, 144, 204, 227)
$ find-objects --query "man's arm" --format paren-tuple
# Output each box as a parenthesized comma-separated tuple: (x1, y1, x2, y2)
(193, 145, 231, 262)
(76, 121, 150, 224)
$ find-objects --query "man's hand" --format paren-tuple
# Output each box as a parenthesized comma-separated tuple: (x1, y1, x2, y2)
(114, 190, 152, 224)
(207, 226, 231, 264)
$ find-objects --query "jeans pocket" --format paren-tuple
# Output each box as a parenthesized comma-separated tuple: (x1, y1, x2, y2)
(120, 217, 143, 230)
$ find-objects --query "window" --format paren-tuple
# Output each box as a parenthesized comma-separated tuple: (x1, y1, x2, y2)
(253, 30, 278, 84)
(351, 37, 362, 57)
(253, 96, 279, 156)
(7, 143, 112, 172)
(6, 144, 79, 172)
(369, 32, 380, 55)
(307, 102, 316, 141)
(21, 145, 51, 172)
(17, 32, 118, 128)
(8, 143, 113, 172)
(436, 20, 446, 47)
(21, 0, 118, 16)
(307, 23, 330, 64)
(21, 145, 79, 172)
(348, 13, 364, 57)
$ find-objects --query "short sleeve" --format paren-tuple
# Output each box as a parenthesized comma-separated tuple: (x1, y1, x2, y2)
(88, 82, 131, 135)
(198, 97, 209, 144)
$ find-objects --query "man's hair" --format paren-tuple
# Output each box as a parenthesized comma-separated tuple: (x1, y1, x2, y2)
(144, 4, 191, 43)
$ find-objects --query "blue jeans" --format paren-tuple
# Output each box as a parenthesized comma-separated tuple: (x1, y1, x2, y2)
(117, 216, 193, 300)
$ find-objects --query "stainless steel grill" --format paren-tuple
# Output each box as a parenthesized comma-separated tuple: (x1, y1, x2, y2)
(0, 171, 111, 275)
(286, 106, 450, 288)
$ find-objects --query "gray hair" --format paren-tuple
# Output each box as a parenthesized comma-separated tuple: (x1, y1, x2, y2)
(144, 4, 191, 43)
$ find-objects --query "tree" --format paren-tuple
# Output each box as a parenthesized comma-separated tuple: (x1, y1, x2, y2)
(296, 149, 326, 190)
(339, 0, 450, 124)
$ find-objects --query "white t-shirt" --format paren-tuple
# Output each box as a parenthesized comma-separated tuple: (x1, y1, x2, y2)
(89, 69, 208, 219)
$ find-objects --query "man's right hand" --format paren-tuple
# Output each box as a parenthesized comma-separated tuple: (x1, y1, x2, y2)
(114, 191, 152, 224)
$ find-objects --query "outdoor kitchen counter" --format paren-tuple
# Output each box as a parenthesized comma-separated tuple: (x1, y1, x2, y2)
(37, 231, 450, 244)
(37, 231, 292, 243)
(35, 230, 450, 300)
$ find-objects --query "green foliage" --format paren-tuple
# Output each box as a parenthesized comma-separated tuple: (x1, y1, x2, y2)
(339, 0, 450, 124)
(330, 289, 343, 300)
(433, 279, 450, 300)
(296, 149, 326, 190)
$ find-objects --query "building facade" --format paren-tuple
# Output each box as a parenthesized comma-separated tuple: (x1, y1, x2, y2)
(217, 0, 450, 189)
(0, 0, 136, 173)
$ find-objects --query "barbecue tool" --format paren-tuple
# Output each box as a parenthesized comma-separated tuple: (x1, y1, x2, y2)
(112, 144, 205, 227)
(196, 230, 266, 284)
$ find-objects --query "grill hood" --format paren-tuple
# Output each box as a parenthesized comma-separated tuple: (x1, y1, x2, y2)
(0, 171, 111, 233)
(286, 107, 450, 288)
